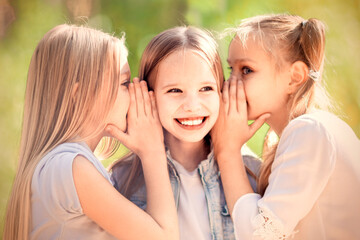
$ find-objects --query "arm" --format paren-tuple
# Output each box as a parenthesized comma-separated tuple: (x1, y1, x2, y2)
(212, 77, 336, 239)
(212, 76, 268, 213)
(74, 78, 178, 240)
(231, 119, 336, 239)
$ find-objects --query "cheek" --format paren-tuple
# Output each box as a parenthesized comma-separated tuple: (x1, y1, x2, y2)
(155, 95, 171, 125)
(242, 81, 259, 101)
(206, 94, 220, 118)
(119, 88, 130, 113)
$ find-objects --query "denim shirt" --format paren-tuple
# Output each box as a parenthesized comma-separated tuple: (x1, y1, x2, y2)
(111, 150, 260, 240)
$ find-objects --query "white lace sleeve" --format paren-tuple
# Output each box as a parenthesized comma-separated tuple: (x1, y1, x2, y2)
(253, 207, 297, 240)
(232, 116, 336, 240)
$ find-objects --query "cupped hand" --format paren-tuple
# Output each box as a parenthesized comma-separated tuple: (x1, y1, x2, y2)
(211, 76, 270, 156)
(106, 78, 164, 159)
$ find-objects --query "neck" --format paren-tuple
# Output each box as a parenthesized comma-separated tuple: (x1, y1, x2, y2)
(165, 133, 210, 172)
(80, 130, 104, 152)
(267, 104, 291, 136)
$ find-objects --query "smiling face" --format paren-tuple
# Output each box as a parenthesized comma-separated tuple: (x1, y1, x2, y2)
(154, 49, 220, 143)
(227, 36, 291, 130)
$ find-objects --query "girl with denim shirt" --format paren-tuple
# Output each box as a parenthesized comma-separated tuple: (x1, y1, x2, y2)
(111, 26, 261, 240)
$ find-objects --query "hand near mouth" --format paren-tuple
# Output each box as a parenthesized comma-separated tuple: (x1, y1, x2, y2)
(106, 78, 165, 160)
(211, 76, 270, 156)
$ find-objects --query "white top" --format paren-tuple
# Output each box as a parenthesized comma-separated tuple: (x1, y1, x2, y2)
(232, 110, 360, 240)
(173, 160, 212, 240)
(31, 142, 117, 240)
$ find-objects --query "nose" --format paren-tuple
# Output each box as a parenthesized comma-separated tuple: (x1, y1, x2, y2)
(182, 93, 202, 112)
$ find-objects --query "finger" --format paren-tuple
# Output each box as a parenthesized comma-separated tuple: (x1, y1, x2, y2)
(236, 80, 247, 113)
(105, 124, 130, 147)
(140, 80, 151, 116)
(228, 76, 237, 114)
(249, 113, 271, 136)
(222, 80, 230, 114)
(133, 78, 144, 117)
(149, 91, 159, 120)
(128, 82, 136, 118)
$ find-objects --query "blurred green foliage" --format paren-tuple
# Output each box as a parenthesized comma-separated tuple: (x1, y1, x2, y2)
(0, 0, 359, 237)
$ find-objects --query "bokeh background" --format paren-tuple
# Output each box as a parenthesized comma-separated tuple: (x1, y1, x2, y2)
(0, 0, 359, 236)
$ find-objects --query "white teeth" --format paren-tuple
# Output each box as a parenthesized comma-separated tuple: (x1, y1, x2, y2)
(179, 118, 203, 126)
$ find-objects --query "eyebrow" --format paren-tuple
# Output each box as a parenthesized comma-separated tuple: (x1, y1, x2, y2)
(121, 70, 130, 78)
(161, 81, 217, 89)
(227, 58, 256, 65)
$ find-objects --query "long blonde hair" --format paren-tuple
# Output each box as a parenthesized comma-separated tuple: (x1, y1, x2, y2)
(3, 24, 127, 240)
(111, 26, 225, 198)
(230, 14, 333, 195)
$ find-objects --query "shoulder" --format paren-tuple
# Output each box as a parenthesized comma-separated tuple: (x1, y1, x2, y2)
(110, 154, 134, 178)
(283, 111, 335, 143)
(274, 111, 339, 169)
(240, 144, 261, 175)
(32, 143, 90, 219)
(243, 154, 261, 176)
(110, 153, 139, 190)
(35, 142, 89, 177)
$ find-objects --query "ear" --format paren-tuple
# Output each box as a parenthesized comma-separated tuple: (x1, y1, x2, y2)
(287, 61, 309, 94)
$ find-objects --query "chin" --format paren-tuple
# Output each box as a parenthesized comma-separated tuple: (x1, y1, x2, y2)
(247, 109, 261, 121)
(171, 131, 209, 143)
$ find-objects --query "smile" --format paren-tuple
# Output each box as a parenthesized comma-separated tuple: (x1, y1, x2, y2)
(175, 117, 207, 128)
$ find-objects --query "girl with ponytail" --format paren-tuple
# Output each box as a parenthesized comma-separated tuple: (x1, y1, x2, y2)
(212, 14, 360, 239)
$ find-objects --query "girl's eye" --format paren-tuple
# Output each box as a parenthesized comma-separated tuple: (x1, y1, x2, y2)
(227, 66, 233, 74)
(242, 67, 253, 75)
(121, 80, 130, 88)
(200, 86, 214, 92)
(167, 88, 182, 93)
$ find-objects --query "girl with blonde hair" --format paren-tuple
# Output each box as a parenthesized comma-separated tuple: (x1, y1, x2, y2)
(212, 14, 360, 239)
(3, 24, 178, 240)
(111, 26, 260, 240)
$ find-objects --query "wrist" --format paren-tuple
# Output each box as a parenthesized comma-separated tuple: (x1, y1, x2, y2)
(215, 146, 241, 159)
(138, 147, 166, 162)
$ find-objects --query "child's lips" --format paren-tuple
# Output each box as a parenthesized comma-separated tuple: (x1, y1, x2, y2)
(175, 117, 207, 129)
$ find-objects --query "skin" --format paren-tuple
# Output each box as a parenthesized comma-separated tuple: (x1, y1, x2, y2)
(227, 36, 291, 135)
(72, 55, 179, 239)
(212, 36, 309, 214)
(106, 62, 131, 133)
(154, 49, 220, 171)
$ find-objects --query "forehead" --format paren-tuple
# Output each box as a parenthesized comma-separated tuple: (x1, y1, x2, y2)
(228, 36, 273, 63)
(119, 45, 129, 73)
(120, 62, 130, 77)
(155, 49, 217, 86)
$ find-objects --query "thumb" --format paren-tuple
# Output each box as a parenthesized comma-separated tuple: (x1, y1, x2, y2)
(105, 124, 129, 146)
(249, 113, 270, 135)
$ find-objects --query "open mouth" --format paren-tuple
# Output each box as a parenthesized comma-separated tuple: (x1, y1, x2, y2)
(175, 117, 207, 128)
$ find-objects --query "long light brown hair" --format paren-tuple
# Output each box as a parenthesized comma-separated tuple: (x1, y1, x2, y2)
(230, 14, 333, 195)
(3, 24, 127, 240)
(111, 26, 225, 198)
